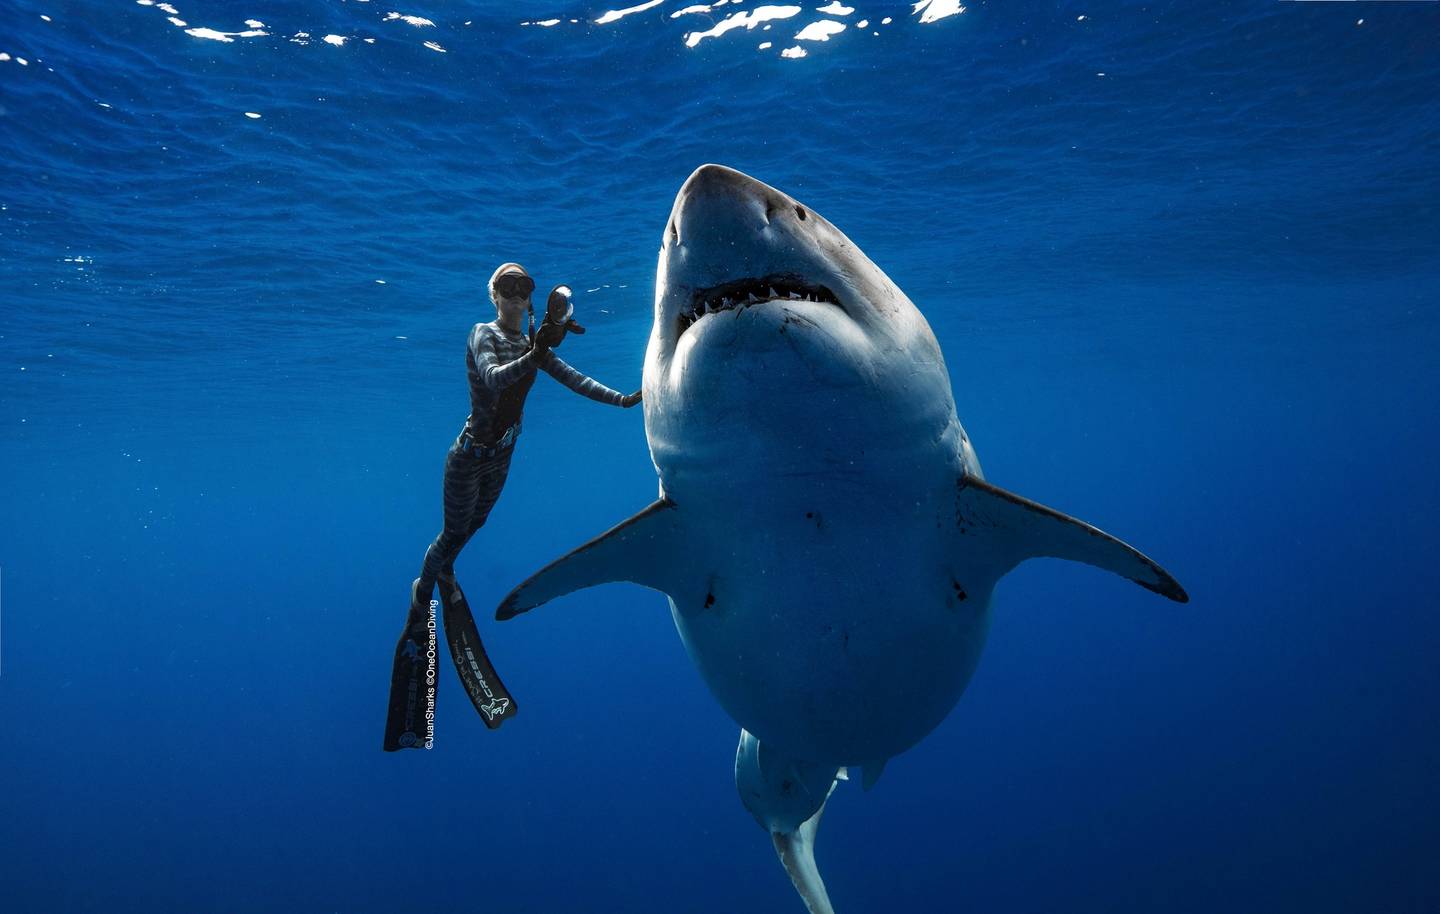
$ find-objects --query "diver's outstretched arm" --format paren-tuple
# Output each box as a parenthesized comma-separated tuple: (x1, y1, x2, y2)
(539, 350, 638, 407)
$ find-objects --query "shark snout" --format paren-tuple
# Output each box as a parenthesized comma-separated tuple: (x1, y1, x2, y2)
(667, 163, 796, 249)
(653, 164, 902, 368)
(661, 164, 835, 316)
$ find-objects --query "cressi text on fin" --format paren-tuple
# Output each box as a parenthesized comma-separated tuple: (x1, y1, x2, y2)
(439, 576, 518, 729)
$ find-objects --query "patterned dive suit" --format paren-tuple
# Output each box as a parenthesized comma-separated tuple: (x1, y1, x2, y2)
(416, 320, 628, 602)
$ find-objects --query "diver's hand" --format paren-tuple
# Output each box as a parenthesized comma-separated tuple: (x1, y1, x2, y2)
(534, 321, 566, 351)
(535, 285, 574, 350)
(620, 389, 642, 409)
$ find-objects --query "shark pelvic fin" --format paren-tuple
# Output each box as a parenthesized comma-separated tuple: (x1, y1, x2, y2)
(496, 498, 681, 621)
(956, 475, 1188, 603)
(861, 759, 887, 791)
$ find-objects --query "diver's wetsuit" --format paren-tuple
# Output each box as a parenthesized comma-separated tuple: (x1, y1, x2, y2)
(385, 318, 627, 748)
(416, 321, 627, 601)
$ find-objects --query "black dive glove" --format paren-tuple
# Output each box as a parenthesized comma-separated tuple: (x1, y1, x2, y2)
(620, 390, 642, 408)
(534, 285, 587, 351)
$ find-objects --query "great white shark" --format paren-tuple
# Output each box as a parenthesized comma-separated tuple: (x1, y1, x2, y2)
(496, 164, 1188, 913)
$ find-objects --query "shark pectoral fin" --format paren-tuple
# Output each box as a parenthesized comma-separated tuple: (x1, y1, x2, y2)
(495, 498, 682, 621)
(957, 475, 1189, 603)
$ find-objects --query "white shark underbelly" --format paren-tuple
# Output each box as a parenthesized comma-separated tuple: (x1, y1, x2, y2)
(667, 501, 994, 764)
(652, 298, 993, 762)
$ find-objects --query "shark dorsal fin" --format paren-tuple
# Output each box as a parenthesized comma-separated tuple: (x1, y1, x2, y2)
(957, 475, 1188, 603)
(496, 498, 682, 621)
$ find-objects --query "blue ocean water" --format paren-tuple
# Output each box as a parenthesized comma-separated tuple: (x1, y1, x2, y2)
(2, 0, 1438, 910)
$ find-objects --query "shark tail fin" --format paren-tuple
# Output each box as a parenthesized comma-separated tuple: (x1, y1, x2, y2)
(496, 499, 681, 620)
(957, 475, 1188, 603)
(773, 803, 837, 914)
(736, 730, 843, 914)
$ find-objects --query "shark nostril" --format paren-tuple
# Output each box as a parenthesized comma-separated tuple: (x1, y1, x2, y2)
(669, 220, 679, 244)
(794, 205, 807, 221)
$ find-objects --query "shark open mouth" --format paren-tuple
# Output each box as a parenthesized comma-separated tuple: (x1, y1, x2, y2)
(677, 273, 841, 338)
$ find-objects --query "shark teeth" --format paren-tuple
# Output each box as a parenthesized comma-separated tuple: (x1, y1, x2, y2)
(676, 274, 841, 337)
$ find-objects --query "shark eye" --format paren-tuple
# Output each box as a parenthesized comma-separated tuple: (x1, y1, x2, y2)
(794, 206, 807, 221)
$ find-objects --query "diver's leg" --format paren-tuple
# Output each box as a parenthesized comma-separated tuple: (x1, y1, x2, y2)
(448, 449, 516, 565)
(384, 440, 486, 751)
(417, 442, 490, 606)
(434, 449, 520, 729)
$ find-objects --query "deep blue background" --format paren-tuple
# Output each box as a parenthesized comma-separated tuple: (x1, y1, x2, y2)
(2, 1, 1438, 911)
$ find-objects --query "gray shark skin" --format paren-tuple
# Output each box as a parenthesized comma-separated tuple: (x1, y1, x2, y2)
(497, 164, 1187, 914)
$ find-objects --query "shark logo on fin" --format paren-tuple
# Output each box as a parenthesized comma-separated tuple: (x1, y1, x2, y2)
(480, 698, 511, 722)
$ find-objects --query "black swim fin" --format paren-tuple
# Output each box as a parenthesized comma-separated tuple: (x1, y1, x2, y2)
(383, 580, 439, 751)
(438, 575, 518, 729)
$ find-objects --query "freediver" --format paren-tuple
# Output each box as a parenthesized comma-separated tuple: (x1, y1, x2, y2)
(383, 262, 640, 750)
